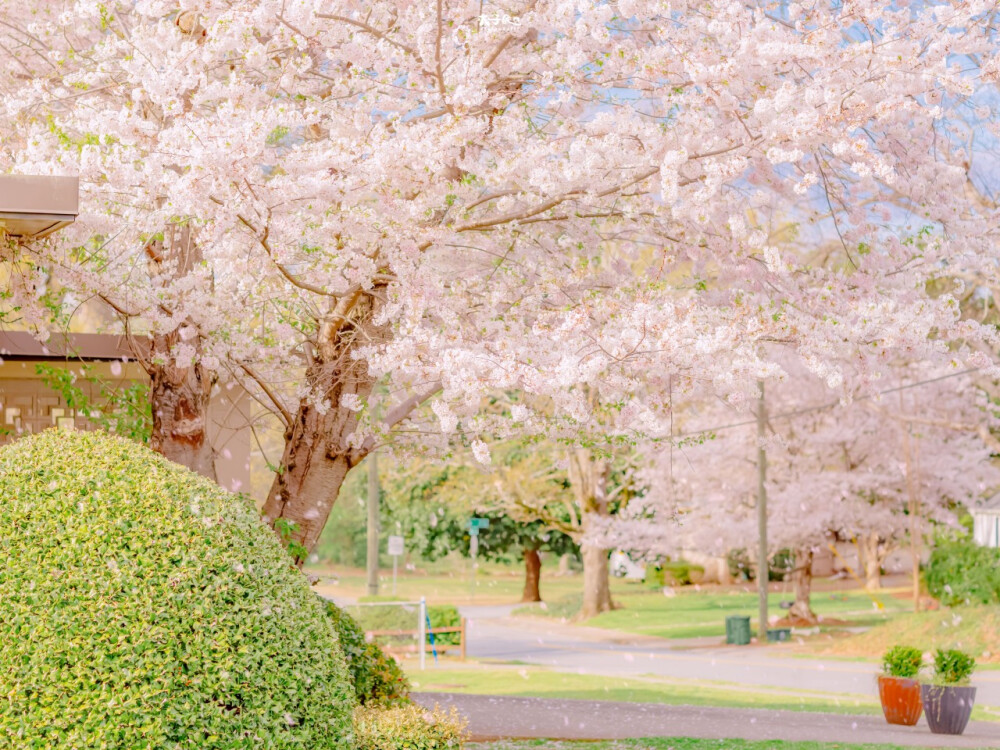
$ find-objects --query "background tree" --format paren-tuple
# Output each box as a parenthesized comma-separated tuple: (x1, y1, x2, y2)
(605, 359, 1000, 623)
(344, 448, 578, 602)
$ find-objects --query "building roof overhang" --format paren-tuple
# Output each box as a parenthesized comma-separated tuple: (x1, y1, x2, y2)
(0, 175, 79, 239)
(0, 331, 143, 362)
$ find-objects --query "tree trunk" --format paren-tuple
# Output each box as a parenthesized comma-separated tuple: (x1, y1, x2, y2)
(580, 541, 613, 618)
(858, 532, 883, 591)
(260, 362, 374, 560)
(147, 330, 217, 480)
(788, 548, 818, 624)
(522, 547, 542, 602)
(262, 290, 389, 560)
(141, 225, 217, 481)
(568, 447, 615, 619)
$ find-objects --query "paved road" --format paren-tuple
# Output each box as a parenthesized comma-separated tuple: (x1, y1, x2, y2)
(415, 692, 1000, 747)
(458, 606, 1000, 708)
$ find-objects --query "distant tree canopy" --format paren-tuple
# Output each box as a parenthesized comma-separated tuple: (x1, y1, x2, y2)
(315, 444, 579, 601)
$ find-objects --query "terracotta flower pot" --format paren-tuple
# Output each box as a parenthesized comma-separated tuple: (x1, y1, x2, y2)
(877, 675, 923, 726)
(921, 684, 976, 735)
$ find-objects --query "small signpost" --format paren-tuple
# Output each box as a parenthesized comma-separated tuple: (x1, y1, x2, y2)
(388, 535, 404, 596)
(468, 518, 490, 600)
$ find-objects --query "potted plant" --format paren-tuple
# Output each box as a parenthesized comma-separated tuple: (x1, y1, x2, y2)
(921, 648, 977, 735)
(877, 645, 924, 725)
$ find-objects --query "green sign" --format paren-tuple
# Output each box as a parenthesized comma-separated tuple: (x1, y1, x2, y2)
(469, 517, 490, 530)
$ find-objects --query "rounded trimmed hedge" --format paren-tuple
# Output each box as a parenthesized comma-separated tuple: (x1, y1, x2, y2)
(323, 600, 409, 706)
(0, 430, 354, 749)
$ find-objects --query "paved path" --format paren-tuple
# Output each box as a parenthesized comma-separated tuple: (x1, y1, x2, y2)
(414, 693, 1000, 747)
(458, 607, 1000, 708)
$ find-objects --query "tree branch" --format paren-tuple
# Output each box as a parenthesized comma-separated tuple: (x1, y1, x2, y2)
(235, 213, 336, 298)
(315, 12, 421, 60)
(357, 381, 443, 455)
(238, 362, 292, 429)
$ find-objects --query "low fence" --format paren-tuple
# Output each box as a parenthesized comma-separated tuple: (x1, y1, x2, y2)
(365, 618, 467, 661)
(346, 598, 467, 669)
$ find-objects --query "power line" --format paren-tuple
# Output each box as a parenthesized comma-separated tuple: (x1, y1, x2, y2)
(676, 367, 983, 437)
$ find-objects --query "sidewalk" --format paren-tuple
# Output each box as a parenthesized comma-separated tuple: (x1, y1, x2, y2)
(414, 692, 1000, 747)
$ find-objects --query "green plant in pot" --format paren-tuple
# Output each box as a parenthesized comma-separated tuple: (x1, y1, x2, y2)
(877, 646, 924, 726)
(921, 649, 977, 735)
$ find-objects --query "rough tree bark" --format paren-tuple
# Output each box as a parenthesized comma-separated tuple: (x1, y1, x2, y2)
(568, 447, 615, 619)
(261, 291, 386, 559)
(140, 225, 218, 481)
(522, 547, 542, 602)
(147, 329, 217, 480)
(788, 548, 818, 624)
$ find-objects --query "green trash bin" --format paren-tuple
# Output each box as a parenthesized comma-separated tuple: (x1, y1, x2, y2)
(766, 627, 791, 642)
(725, 615, 751, 645)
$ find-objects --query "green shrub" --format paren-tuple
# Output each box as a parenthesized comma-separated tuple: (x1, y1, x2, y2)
(346, 601, 421, 648)
(881, 646, 923, 678)
(428, 604, 462, 646)
(646, 560, 705, 587)
(345, 601, 462, 647)
(323, 599, 410, 705)
(924, 540, 1000, 606)
(727, 548, 754, 581)
(0, 430, 354, 749)
(353, 704, 466, 750)
(768, 549, 795, 581)
(725, 548, 792, 582)
(932, 648, 976, 685)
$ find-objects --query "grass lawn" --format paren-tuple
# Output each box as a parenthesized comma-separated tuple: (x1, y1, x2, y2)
(815, 605, 1000, 664)
(406, 662, 1000, 724)
(518, 587, 912, 640)
(306, 564, 635, 605)
(408, 663, 880, 716)
(476, 739, 922, 750)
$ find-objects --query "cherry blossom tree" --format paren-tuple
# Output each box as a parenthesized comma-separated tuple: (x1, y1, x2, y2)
(604, 360, 1000, 622)
(2, 0, 1000, 574)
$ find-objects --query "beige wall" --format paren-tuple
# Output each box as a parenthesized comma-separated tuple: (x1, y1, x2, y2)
(0, 359, 251, 494)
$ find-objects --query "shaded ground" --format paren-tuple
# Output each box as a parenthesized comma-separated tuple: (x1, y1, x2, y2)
(414, 693, 1000, 748)
(408, 663, 886, 717)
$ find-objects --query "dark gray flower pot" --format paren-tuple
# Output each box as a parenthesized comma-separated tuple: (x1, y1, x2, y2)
(921, 683, 976, 735)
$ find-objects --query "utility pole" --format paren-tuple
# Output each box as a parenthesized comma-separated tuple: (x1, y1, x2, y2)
(756, 380, 769, 643)
(366, 451, 380, 597)
(898, 389, 920, 613)
(903, 420, 920, 612)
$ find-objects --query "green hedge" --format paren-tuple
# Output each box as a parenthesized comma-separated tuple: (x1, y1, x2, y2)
(428, 605, 462, 646)
(924, 540, 1000, 606)
(323, 600, 410, 705)
(646, 561, 705, 587)
(726, 548, 795, 582)
(0, 430, 354, 749)
(346, 602, 462, 647)
(353, 704, 465, 750)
